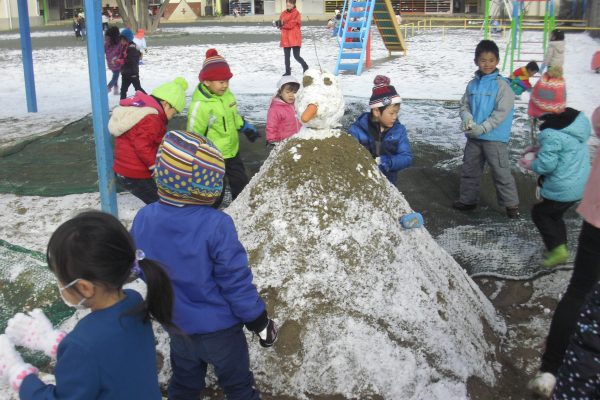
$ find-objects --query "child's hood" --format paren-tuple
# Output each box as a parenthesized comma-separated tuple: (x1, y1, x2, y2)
(270, 96, 294, 109)
(549, 40, 565, 54)
(108, 92, 165, 137)
(540, 108, 591, 144)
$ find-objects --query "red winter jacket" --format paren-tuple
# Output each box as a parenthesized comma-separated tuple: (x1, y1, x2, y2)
(266, 97, 301, 142)
(279, 7, 302, 48)
(109, 92, 167, 179)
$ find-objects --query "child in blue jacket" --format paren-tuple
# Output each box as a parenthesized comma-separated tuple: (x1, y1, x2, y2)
(131, 130, 277, 400)
(348, 75, 412, 184)
(0, 211, 175, 399)
(518, 68, 590, 267)
(455, 39, 520, 218)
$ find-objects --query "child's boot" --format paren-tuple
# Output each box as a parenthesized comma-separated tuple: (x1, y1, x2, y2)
(542, 244, 569, 268)
(527, 371, 556, 398)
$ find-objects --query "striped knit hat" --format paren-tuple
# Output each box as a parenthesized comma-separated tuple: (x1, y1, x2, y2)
(198, 48, 233, 82)
(154, 130, 225, 207)
(369, 75, 401, 109)
(528, 66, 567, 117)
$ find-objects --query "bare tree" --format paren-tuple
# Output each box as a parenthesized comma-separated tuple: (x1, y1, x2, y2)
(115, 0, 171, 33)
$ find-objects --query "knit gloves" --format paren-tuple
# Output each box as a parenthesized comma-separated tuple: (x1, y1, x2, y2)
(461, 113, 485, 138)
(245, 310, 278, 348)
(518, 146, 539, 171)
(375, 156, 392, 173)
(0, 335, 38, 393)
(6, 309, 66, 359)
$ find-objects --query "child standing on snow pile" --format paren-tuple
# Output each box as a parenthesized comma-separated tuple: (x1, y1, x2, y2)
(454, 39, 520, 219)
(109, 77, 188, 204)
(105, 26, 124, 96)
(0, 211, 175, 399)
(186, 48, 259, 208)
(509, 61, 539, 95)
(541, 29, 565, 74)
(518, 66, 590, 268)
(527, 105, 600, 399)
(348, 75, 412, 185)
(266, 75, 302, 146)
(117, 28, 145, 100)
(131, 130, 277, 400)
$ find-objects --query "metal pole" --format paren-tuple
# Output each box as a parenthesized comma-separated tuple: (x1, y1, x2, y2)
(17, 0, 37, 112)
(83, 0, 118, 216)
(483, 0, 490, 39)
(509, 0, 518, 73)
(43, 0, 49, 24)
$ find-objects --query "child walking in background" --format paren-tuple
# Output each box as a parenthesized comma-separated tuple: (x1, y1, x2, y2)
(348, 75, 412, 184)
(266, 75, 302, 145)
(117, 28, 145, 99)
(186, 48, 259, 208)
(509, 61, 539, 95)
(518, 67, 590, 268)
(278, 0, 309, 76)
(527, 105, 600, 398)
(131, 130, 277, 400)
(105, 26, 123, 96)
(0, 211, 175, 399)
(454, 39, 520, 218)
(110, 77, 188, 204)
(133, 29, 147, 64)
(541, 29, 565, 74)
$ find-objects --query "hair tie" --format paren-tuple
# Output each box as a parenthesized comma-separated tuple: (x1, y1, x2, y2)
(131, 249, 145, 277)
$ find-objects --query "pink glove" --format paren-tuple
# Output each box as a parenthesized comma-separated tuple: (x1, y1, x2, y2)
(521, 145, 540, 156)
(518, 157, 533, 170)
(0, 335, 38, 392)
(6, 309, 66, 359)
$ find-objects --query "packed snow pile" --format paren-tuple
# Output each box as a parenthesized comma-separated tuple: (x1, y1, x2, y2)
(226, 129, 506, 399)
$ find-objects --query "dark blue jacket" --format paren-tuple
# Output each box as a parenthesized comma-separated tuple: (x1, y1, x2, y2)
(20, 290, 162, 400)
(348, 112, 412, 183)
(553, 280, 600, 399)
(131, 202, 265, 334)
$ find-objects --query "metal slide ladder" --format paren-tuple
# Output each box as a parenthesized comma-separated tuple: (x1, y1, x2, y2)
(334, 0, 376, 75)
(334, 0, 406, 75)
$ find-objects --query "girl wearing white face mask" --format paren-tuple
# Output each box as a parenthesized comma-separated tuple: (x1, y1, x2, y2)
(0, 211, 176, 399)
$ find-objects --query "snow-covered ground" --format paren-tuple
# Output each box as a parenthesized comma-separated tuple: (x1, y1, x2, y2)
(0, 23, 599, 399)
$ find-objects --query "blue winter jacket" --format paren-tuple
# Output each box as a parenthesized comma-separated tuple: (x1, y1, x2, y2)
(460, 69, 515, 143)
(131, 203, 266, 334)
(20, 290, 162, 400)
(348, 112, 412, 183)
(532, 112, 591, 202)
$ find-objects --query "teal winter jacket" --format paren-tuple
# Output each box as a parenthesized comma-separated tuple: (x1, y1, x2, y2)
(532, 109, 591, 202)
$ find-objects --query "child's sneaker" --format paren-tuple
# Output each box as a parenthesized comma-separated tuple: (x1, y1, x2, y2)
(506, 206, 520, 219)
(527, 371, 556, 398)
(542, 244, 569, 268)
(452, 201, 477, 211)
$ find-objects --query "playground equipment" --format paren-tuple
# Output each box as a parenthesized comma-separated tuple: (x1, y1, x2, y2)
(334, 0, 406, 75)
(490, 0, 556, 73)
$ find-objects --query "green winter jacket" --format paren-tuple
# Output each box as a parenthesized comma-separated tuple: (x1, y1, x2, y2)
(186, 84, 244, 159)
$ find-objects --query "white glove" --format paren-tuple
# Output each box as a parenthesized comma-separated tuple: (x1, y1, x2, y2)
(375, 157, 381, 165)
(6, 309, 66, 359)
(0, 335, 38, 392)
(461, 118, 474, 131)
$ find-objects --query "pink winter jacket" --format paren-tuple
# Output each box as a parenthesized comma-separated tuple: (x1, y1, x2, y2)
(577, 127, 600, 228)
(266, 97, 302, 143)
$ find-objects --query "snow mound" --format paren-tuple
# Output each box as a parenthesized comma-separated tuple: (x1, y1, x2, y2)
(226, 131, 506, 399)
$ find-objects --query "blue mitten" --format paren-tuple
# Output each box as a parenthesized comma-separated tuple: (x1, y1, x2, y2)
(240, 119, 260, 142)
(377, 156, 392, 173)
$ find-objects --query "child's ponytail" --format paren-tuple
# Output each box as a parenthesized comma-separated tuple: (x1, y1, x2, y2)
(136, 258, 176, 330)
